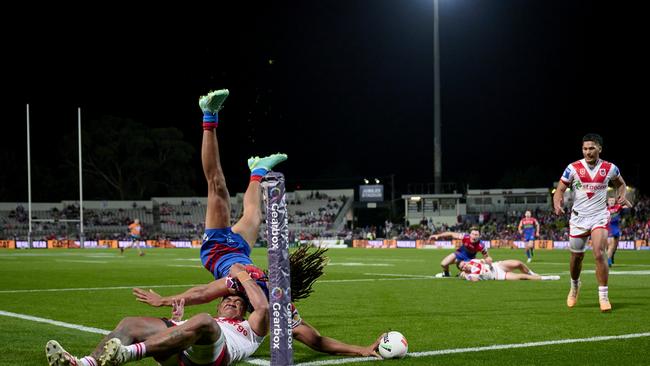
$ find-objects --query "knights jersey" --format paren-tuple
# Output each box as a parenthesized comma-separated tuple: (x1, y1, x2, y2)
(459, 235, 487, 256)
(214, 317, 265, 363)
(608, 204, 623, 228)
(560, 159, 620, 217)
(519, 217, 538, 234)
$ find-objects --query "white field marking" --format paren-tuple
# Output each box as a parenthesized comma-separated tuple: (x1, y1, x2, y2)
(336, 257, 426, 262)
(245, 332, 650, 366)
(0, 277, 436, 293)
(363, 273, 434, 278)
(0, 310, 110, 335)
(533, 262, 650, 268)
(0, 284, 202, 294)
(544, 270, 650, 276)
(327, 263, 393, 267)
(317, 277, 433, 284)
(56, 260, 109, 264)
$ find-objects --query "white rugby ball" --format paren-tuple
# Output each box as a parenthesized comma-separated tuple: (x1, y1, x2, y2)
(378, 331, 408, 359)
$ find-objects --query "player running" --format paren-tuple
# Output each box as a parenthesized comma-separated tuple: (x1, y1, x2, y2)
(606, 197, 627, 267)
(518, 210, 540, 263)
(553, 133, 631, 312)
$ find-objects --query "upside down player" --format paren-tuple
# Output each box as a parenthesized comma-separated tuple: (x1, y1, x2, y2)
(606, 197, 628, 267)
(553, 133, 631, 312)
(458, 258, 560, 281)
(430, 227, 493, 277)
(133, 89, 383, 359)
(518, 210, 540, 263)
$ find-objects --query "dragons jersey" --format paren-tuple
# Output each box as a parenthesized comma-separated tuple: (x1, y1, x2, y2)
(560, 159, 620, 217)
(214, 317, 264, 363)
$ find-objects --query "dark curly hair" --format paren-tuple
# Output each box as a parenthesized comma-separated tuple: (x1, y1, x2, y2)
(289, 244, 329, 301)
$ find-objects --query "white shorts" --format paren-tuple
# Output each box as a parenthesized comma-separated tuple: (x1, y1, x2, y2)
(569, 211, 609, 238)
(492, 262, 507, 281)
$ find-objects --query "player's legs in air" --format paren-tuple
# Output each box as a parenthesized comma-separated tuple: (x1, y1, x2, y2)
(198, 89, 286, 284)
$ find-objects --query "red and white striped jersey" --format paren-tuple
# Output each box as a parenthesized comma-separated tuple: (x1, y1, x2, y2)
(560, 159, 620, 217)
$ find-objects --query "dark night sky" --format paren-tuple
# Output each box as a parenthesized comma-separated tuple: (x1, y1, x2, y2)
(2, 1, 648, 201)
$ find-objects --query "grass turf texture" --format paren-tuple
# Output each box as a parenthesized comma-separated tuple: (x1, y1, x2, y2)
(1, 248, 649, 365)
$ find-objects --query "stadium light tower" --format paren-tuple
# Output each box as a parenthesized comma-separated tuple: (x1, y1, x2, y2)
(433, 0, 442, 193)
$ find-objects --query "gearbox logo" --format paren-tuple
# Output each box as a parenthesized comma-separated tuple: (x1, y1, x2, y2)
(271, 287, 284, 300)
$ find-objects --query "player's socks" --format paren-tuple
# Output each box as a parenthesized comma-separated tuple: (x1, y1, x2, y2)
(599, 286, 611, 312)
(248, 153, 288, 182)
(199, 89, 229, 130)
(607, 258, 612, 267)
(443, 270, 450, 277)
(100, 338, 145, 365)
(567, 279, 581, 308)
(79, 357, 98, 366)
(123, 342, 146, 362)
(526, 250, 531, 259)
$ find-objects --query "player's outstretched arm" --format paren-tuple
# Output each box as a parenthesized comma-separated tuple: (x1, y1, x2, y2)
(133, 278, 231, 307)
(431, 232, 463, 240)
(293, 321, 382, 358)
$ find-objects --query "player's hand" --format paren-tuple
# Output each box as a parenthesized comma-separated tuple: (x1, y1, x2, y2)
(554, 204, 565, 215)
(362, 333, 385, 359)
(171, 298, 185, 321)
(133, 287, 164, 307)
(484, 256, 493, 265)
(229, 263, 247, 277)
(618, 196, 632, 208)
(429, 234, 438, 240)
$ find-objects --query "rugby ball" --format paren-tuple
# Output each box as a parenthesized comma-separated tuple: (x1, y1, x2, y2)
(378, 331, 408, 359)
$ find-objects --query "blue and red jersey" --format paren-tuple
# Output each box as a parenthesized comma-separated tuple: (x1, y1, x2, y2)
(455, 235, 487, 262)
(608, 204, 623, 238)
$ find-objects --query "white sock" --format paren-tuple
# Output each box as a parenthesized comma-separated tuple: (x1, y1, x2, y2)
(124, 342, 146, 361)
(79, 356, 98, 366)
(571, 279, 580, 288)
(529, 270, 537, 276)
(598, 286, 609, 300)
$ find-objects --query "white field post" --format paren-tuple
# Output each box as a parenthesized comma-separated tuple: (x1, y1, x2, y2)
(26, 104, 33, 248)
(78, 108, 84, 248)
(261, 172, 292, 366)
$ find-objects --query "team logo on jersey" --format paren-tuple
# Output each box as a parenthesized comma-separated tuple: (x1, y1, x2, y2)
(579, 168, 586, 176)
(599, 168, 607, 177)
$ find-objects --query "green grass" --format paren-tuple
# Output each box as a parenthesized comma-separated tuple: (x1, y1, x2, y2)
(1, 248, 649, 365)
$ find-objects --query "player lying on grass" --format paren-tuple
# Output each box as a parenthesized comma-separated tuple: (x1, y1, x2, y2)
(45, 263, 268, 366)
(133, 245, 383, 358)
(457, 258, 560, 282)
(429, 227, 493, 277)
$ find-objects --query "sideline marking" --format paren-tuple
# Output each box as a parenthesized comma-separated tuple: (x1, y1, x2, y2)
(0, 310, 109, 335)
